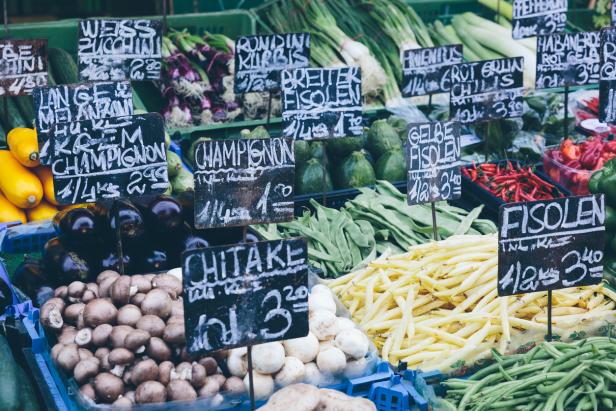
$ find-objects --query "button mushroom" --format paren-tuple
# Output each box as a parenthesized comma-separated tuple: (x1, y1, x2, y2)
(167, 379, 197, 401)
(74, 358, 99, 384)
(40, 298, 65, 330)
(93, 372, 124, 403)
(252, 342, 285, 374)
(191, 363, 207, 388)
(117, 304, 142, 327)
(158, 361, 174, 386)
(75, 328, 93, 347)
(64, 303, 85, 325)
(130, 275, 152, 293)
(92, 324, 113, 347)
(242, 371, 273, 400)
(131, 359, 159, 386)
(308, 291, 336, 314)
(274, 357, 306, 387)
(198, 357, 218, 375)
(110, 325, 134, 348)
(54, 286, 68, 300)
(83, 299, 118, 328)
(198, 376, 221, 398)
(96, 270, 120, 284)
(162, 322, 185, 345)
(223, 375, 246, 395)
(152, 274, 182, 297)
(316, 347, 347, 374)
(136, 315, 166, 337)
(58, 326, 77, 345)
(140, 289, 172, 319)
(147, 337, 172, 362)
(333, 328, 369, 360)
(110, 276, 138, 306)
(303, 363, 322, 386)
(309, 310, 338, 341)
(135, 380, 167, 404)
(226, 350, 248, 378)
(124, 329, 150, 352)
(67, 281, 87, 302)
(283, 332, 319, 363)
(56, 344, 80, 373)
(79, 383, 96, 402)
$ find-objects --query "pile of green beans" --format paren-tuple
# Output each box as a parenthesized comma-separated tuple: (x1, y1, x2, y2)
(442, 337, 616, 411)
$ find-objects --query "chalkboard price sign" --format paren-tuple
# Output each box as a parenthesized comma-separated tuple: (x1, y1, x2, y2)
(234, 33, 310, 93)
(182, 238, 309, 354)
(612, 3, 616, 27)
(401, 45, 463, 97)
(406, 121, 461, 205)
(498, 195, 605, 296)
(0, 39, 47, 96)
(450, 57, 524, 123)
(512, 0, 567, 39)
(193, 137, 295, 229)
(536, 32, 600, 89)
(33, 81, 134, 165)
(50, 113, 168, 205)
(600, 28, 616, 123)
(281, 67, 363, 140)
(78, 19, 162, 81)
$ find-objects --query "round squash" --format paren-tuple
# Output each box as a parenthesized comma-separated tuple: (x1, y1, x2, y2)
(0, 191, 26, 224)
(0, 150, 43, 209)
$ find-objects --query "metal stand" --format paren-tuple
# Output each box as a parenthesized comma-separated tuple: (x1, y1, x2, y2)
(431, 202, 438, 241)
(547, 290, 553, 341)
(3, 0, 9, 38)
(241, 225, 256, 410)
(162, 0, 168, 34)
(563, 86, 569, 140)
(266, 90, 272, 125)
(321, 141, 328, 206)
(114, 201, 125, 275)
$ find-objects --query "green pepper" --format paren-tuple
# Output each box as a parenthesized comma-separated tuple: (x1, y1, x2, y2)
(607, 206, 616, 232)
(599, 171, 616, 208)
(604, 254, 616, 278)
(588, 169, 604, 194)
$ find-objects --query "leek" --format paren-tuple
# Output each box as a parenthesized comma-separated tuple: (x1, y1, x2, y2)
(478, 0, 513, 20)
(451, 16, 502, 60)
(461, 13, 535, 52)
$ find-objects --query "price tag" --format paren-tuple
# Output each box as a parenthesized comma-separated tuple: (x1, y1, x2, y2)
(406, 121, 461, 205)
(33, 81, 133, 165)
(599, 28, 616, 123)
(281, 67, 363, 140)
(50, 113, 168, 205)
(401, 45, 463, 97)
(234, 33, 310, 93)
(182, 238, 309, 354)
(78, 19, 162, 81)
(512, 0, 567, 39)
(0, 39, 47, 96)
(498, 195, 605, 296)
(193, 138, 295, 229)
(450, 57, 524, 123)
(536, 32, 600, 89)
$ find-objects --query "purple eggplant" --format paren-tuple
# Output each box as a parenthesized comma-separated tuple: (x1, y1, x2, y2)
(147, 196, 184, 234)
(53, 208, 98, 246)
(109, 200, 146, 244)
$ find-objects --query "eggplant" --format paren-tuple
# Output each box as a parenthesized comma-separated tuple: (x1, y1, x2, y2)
(53, 208, 98, 246)
(55, 252, 90, 284)
(109, 200, 146, 244)
(182, 235, 210, 251)
(0, 276, 12, 315)
(136, 248, 169, 273)
(167, 233, 210, 267)
(43, 237, 68, 273)
(96, 249, 134, 274)
(147, 195, 184, 235)
(175, 191, 195, 227)
(13, 257, 51, 303)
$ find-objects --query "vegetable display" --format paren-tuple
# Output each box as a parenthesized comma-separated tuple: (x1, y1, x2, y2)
(258, 383, 376, 411)
(225, 284, 373, 400)
(462, 162, 567, 203)
(590, 157, 616, 284)
(255, 181, 496, 278)
(544, 136, 616, 195)
(443, 337, 616, 411)
(328, 234, 616, 372)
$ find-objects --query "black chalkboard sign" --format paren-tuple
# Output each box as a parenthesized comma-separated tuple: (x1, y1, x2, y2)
(281, 67, 363, 140)
(512, 0, 567, 39)
(498, 195, 605, 296)
(612, 3, 616, 27)
(234, 33, 310, 94)
(536, 32, 600, 89)
(450, 57, 524, 123)
(401, 45, 463, 97)
(193, 138, 295, 229)
(182, 238, 309, 354)
(50, 113, 168, 205)
(33, 81, 133, 165)
(600, 27, 616, 123)
(406, 121, 461, 205)
(78, 19, 162, 81)
(0, 39, 47, 96)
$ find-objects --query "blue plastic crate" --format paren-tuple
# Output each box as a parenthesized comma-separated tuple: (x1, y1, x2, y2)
(368, 369, 442, 411)
(0, 258, 33, 320)
(0, 220, 56, 254)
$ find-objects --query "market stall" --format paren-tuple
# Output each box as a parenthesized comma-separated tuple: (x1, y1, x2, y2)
(1, 1, 616, 411)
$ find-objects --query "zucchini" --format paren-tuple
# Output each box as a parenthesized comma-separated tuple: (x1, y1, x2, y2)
(0, 98, 28, 131)
(13, 96, 35, 127)
(48, 48, 78, 85)
(0, 334, 20, 411)
(47, 67, 56, 86)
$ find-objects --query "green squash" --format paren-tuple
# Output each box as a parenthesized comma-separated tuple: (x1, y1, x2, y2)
(375, 149, 406, 182)
(294, 140, 311, 165)
(335, 150, 376, 189)
(367, 119, 402, 158)
(297, 158, 333, 194)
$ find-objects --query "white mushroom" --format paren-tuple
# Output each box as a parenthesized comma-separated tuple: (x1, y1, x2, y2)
(309, 310, 337, 341)
(274, 357, 306, 387)
(226, 350, 248, 378)
(252, 342, 285, 374)
(316, 347, 347, 374)
(308, 292, 336, 314)
(335, 317, 356, 333)
(303, 362, 322, 386)
(243, 371, 274, 400)
(282, 333, 319, 363)
(334, 328, 369, 360)
(344, 357, 368, 379)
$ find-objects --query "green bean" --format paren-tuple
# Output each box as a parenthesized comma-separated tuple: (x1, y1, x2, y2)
(600, 396, 614, 409)
(537, 364, 589, 394)
(543, 388, 564, 411)
(556, 386, 576, 411)
(586, 382, 598, 411)
(574, 396, 590, 411)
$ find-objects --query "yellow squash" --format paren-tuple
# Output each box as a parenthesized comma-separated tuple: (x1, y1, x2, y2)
(0, 191, 26, 224)
(26, 200, 58, 222)
(7, 128, 40, 168)
(33, 166, 58, 206)
(0, 150, 43, 209)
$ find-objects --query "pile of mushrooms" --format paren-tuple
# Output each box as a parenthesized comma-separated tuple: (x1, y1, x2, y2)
(226, 285, 371, 400)
(41, 270, 242, 407)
